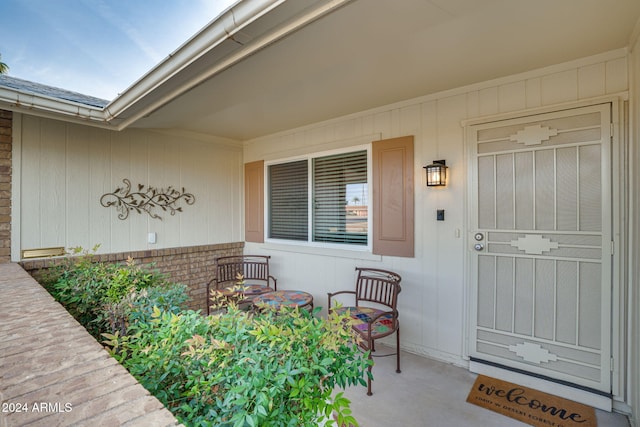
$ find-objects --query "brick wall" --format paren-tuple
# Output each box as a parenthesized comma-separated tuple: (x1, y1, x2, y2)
(0, 109, 11, 263)
(21, 242, 244, 312)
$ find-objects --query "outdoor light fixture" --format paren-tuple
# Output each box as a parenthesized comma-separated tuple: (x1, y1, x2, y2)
(424, 160, 448, 187)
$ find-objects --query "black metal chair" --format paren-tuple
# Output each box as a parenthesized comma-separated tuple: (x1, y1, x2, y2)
(207, 255, 277, 314)
(327, 267, 402, 395)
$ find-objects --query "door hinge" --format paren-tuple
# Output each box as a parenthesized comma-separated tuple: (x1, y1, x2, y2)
(610, 123, 615, 137)
(610, 357, 615, 372)
(611, 241, 615, 256)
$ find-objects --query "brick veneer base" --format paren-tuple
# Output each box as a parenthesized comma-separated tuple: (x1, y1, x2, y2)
(0, 109, 12, 263)
(20, 242, 244, 313)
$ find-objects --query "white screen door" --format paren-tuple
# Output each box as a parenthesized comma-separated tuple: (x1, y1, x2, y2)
(467, 103, 613, 395)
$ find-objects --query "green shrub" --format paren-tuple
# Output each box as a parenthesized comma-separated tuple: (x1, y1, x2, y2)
(43, 246, 187, 338)
(104, 305, 371, 427)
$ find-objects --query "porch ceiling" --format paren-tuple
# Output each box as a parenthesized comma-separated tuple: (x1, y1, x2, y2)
(129, 0, 640, 141)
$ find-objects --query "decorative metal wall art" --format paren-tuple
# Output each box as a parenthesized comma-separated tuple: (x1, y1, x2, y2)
(100, 179, 195, 220)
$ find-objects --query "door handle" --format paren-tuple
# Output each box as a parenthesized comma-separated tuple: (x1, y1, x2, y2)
(474, 243, 484, 251)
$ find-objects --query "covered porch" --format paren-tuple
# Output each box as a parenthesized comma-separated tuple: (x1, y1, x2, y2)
(1, 0, 639, 425)
(0, 262, 630, 426)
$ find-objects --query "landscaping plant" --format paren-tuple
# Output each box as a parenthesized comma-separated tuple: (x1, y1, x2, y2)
(104, 303, 372, 427)
(42, 246, 187, 338)
(42, 249, 370, 426)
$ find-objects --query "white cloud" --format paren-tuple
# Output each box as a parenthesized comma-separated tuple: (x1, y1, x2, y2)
(86, 0, 164, 64)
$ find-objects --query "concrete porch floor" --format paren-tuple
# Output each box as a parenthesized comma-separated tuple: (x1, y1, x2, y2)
(342, 346, 630, 427)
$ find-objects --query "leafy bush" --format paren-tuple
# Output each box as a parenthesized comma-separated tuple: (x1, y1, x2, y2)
(104, 305, 371, 427)
(43, 249, 369, 425)
(42, 246, 187, 338)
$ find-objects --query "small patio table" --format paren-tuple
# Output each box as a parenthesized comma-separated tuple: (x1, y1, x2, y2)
(218, 284, 273, 298)
(210, 284, 275, 313)
(252, 290, 314, 310)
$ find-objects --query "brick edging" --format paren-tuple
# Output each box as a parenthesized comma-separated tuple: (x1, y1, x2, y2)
(0, 263, 180, 426)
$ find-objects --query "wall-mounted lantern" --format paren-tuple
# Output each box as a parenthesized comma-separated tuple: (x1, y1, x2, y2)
(424, 160, 448, 187)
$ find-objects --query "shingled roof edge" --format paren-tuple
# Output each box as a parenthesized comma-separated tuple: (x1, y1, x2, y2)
(0, 75, 109, 109)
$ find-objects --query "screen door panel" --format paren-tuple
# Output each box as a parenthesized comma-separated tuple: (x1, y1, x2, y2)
(469, 104, 612, 393)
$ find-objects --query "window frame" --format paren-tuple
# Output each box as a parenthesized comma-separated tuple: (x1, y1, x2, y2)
(264, 144, 372, 252)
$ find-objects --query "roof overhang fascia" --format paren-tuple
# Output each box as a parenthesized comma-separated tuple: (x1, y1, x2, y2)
(105, 0, 353, 131)
(103, 0, 288, 126)
(0, 0, 353, 133)
(0, 0, 288, 130)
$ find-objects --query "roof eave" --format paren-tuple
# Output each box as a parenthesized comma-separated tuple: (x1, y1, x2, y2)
(0, 0, 355, 133)
(106, 0, 354, 131)
(0, 0, 290, 131)
(0, 86, 115, 129)
(104, 0, 289, 126)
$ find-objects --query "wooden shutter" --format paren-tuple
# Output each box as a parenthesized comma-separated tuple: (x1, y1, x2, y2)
(245, 160, 264, 243)
(372, 136, 414, 257)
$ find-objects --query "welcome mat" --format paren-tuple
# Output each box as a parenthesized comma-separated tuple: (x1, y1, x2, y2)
(466, 375, 597, 427)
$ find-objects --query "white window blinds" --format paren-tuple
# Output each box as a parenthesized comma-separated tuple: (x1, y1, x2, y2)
(268, 160, 308, 241)
(313, 150, 368, 245)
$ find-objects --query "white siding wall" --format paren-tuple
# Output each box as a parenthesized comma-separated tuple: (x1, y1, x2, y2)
(244, 50, 630, 366)
(11, 48, 635, 410)
(630, 32, 640, 427)
(15, 122, 243, 256)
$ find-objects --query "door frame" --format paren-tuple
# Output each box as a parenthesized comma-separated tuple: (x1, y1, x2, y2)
(462, 96, 627, 411)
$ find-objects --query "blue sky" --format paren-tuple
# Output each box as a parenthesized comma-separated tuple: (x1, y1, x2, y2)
(0, 0, 236, 100)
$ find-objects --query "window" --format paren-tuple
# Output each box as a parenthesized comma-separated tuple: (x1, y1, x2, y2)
(267, 149, 369, 247)
(246, 135, 414, 257)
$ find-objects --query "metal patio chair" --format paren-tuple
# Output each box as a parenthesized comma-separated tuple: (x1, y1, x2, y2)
(327, 267, 402, 395)
(207, 255, 277, 314)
